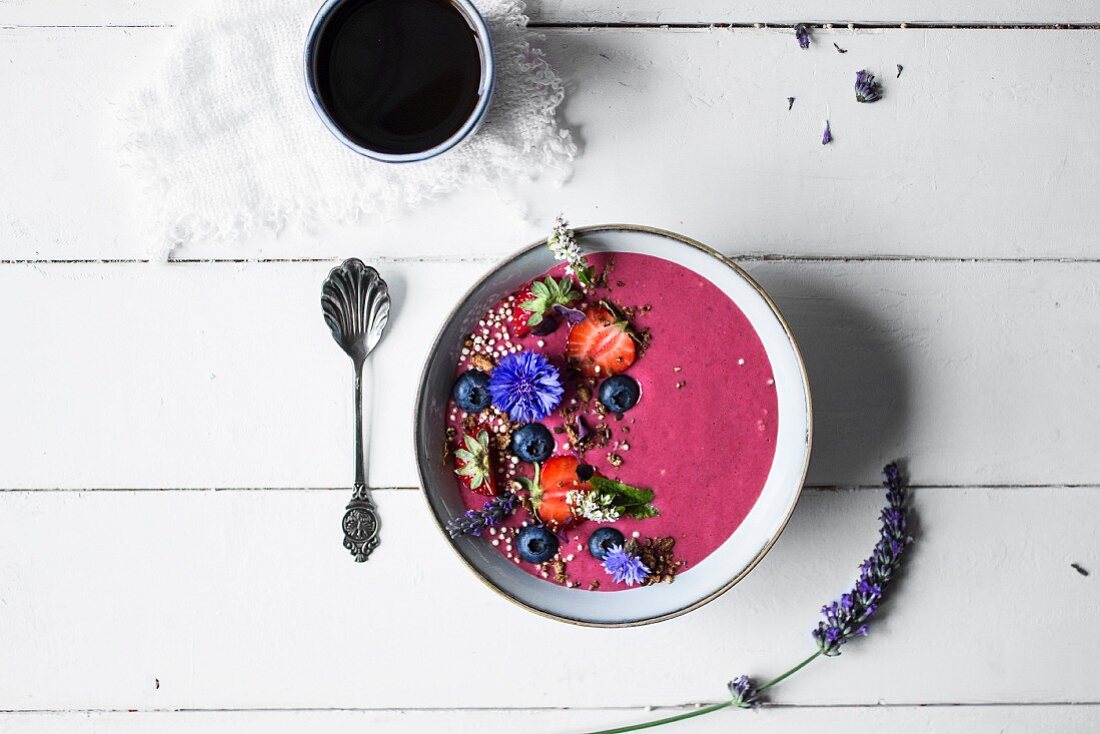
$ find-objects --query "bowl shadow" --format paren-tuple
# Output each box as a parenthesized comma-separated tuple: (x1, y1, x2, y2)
(744, 262, 913, 488)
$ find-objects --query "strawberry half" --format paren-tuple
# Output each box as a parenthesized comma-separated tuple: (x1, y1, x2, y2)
(509, 287, 537, 338)
(533, 456, 593, 527)
(566, 306, 636, 377)
(453, 428, 498, 496)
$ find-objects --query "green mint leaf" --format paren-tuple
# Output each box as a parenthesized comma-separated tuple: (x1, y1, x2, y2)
(626, 504, 660, 520)
(589, 476, 655, 505)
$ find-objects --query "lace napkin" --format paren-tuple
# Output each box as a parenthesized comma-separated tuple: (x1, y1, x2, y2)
(119, 0, 576, 257)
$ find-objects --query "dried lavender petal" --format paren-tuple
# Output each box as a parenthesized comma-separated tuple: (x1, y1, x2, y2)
(855, 69, 883, 103)
(822, 120, 833, 145)
(553, 303, 586, 324)
(795, 24, 811, 49)
(727, 675, 760, 708)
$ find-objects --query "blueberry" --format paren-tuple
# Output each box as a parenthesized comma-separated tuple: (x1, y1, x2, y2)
(510, 422, 554, 463)
(588, 527, 625, 560)
(452, 370, 491, 412)
(517, 525, 559, 563)
(598, 374, 641, 413)
(575, 463, 596, 481)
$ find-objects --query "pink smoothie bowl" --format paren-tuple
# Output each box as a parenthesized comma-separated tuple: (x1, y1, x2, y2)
(414, 225, 812, 626)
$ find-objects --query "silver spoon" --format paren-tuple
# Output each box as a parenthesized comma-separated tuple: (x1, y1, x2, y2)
(321, 259, 391, 562)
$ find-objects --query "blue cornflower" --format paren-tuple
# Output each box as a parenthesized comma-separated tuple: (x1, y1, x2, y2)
(488, 350, 564, 423)
(727, 675, 760, 708)
(602, 545, 651, 586)
(855, 69, 883, 103)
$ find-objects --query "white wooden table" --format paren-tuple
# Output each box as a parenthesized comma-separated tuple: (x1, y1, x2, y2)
(2, 2, 1099, 731)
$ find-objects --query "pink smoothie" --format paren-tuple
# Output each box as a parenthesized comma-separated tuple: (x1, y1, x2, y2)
(446, 252, 777, 591)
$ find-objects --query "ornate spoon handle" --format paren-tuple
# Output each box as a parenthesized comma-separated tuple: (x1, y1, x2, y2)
(342, 361, 380, 562)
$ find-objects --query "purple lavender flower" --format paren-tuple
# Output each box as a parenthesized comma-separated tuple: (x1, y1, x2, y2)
(822, 120, 833, 145)
(602, 545, 651, 586)
(812, 463, 910, 655)
(854, 69, 883, 103)
(553, 303, 586, 325)
(446, 491, 519, 538)
(727, 675, 760, 708)
(794, 24, 811, 49)
(488, 350, 564, 423)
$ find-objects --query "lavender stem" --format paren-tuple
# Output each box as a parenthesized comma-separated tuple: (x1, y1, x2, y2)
(582, 702, 732, 734)
(582, 652, 822, 734)
(756, 650, 822, 692)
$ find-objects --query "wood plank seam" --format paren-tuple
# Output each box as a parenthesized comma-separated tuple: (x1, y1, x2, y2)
(529, 22, 1100, 29)
(5, 256, 1100, 265)
(4, 702, 1100, 713)
(4, 23, 1099, 30)
(0, 484, 1096, 492)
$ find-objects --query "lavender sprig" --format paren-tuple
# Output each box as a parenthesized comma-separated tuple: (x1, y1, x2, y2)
(446, 491, 519, 538)
(813, 462, 909, 654)
(584, 463, 913, 734)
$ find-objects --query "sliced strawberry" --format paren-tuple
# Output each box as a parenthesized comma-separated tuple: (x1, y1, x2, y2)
(565, 307, 636, 377)
(453, 428, 498, 496)
(534, 456, 593, 527)
(509, 287, 537, 338)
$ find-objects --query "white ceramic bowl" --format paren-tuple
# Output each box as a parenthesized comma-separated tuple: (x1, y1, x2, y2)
(414, 225, 812, 626)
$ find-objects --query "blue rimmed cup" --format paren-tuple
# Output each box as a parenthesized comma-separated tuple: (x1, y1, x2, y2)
(304, 0, 495, 163)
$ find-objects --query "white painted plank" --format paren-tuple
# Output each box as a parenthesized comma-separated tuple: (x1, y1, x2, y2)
(0, 487, 1096, 711)
(1, 0, 1096, 26)
(2, 259, 1099, 490)
(3, 705, 1099, 734)
(1, 27, 1098, 260)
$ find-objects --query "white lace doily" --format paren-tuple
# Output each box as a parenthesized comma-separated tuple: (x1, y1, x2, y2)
(118, 0, 576, 258)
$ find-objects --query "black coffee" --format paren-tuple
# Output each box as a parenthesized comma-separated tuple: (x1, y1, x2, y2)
(311, 0, 484, 156)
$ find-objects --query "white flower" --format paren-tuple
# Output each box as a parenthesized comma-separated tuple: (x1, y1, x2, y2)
(548, 216, 582, 265)
(566, 489, 622, 523)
